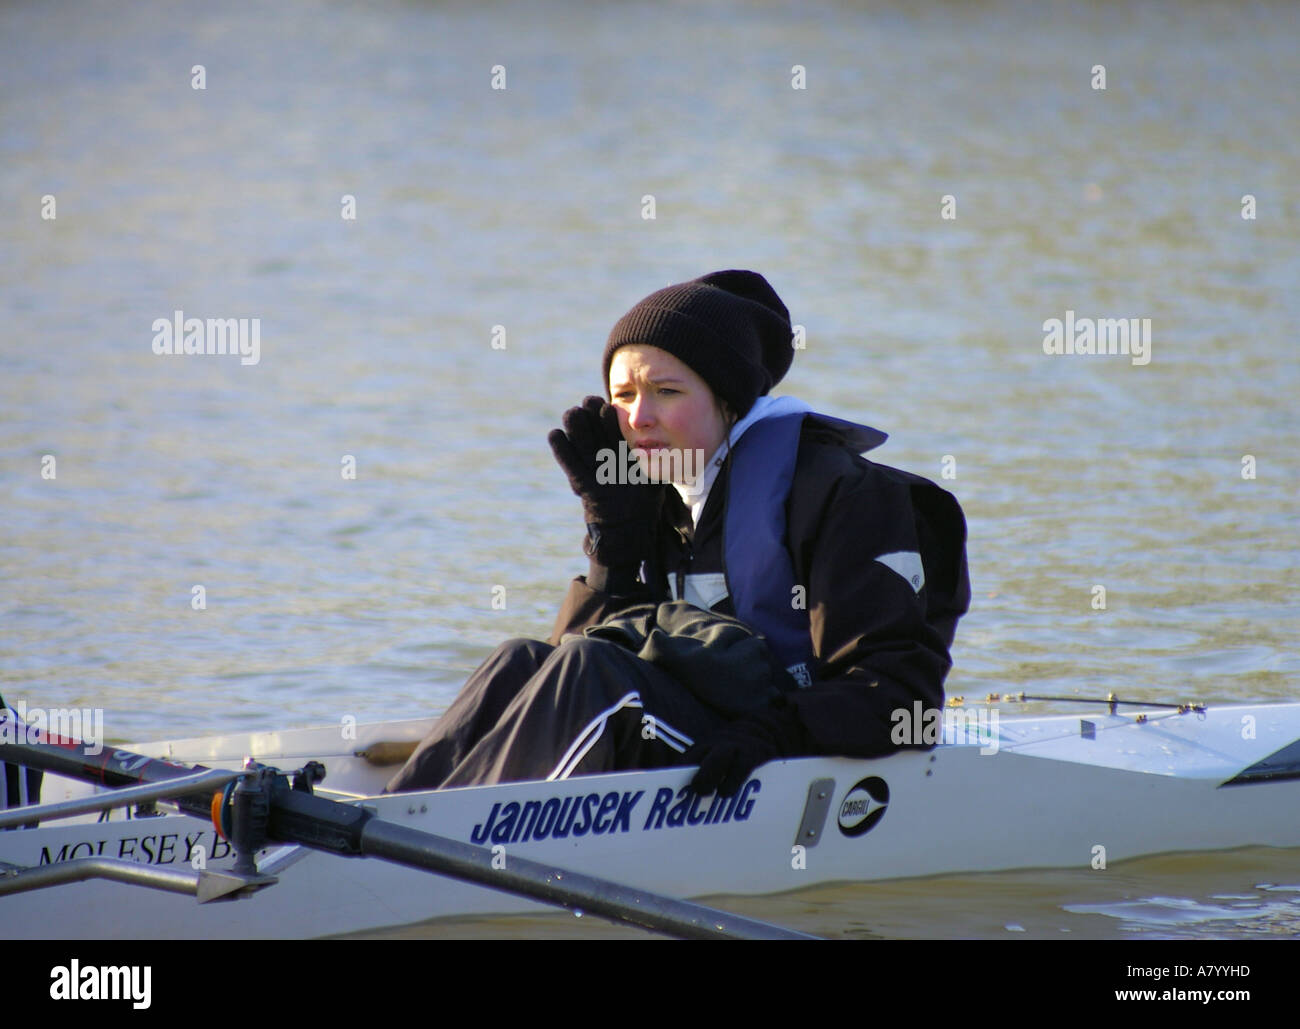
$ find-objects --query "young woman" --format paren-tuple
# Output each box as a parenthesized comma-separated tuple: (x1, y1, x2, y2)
(386, 270, 969, 796)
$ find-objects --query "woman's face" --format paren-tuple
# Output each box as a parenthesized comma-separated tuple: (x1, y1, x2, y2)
(608, 345, 730, 485)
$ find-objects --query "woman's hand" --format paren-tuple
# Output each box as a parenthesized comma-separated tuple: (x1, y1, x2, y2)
(686, 695, 809, 797)
(548, 395, 665, 570)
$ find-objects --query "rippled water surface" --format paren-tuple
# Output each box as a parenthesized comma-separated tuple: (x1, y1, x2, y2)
(2, 0, 1297, 939)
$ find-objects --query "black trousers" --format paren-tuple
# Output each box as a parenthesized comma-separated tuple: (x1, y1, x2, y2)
(385, 636, 728, 792)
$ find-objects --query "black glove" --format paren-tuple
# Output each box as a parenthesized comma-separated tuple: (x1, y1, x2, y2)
(548, 396, 665, 576)
(686, 696, 810, 797)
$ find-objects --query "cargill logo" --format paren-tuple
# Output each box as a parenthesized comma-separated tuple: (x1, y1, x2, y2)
(837, 776, 889, 837)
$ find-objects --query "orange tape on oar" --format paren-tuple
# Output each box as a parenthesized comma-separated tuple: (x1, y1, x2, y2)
(211, 780, 237, 840)
(210, 792, 224, 838)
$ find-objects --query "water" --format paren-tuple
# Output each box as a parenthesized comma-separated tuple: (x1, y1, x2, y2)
(2, 0, 1298, 939)
(346, 849, 1300, 940)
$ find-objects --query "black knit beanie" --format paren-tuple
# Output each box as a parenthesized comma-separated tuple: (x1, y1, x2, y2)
(602, 270, 795, 417)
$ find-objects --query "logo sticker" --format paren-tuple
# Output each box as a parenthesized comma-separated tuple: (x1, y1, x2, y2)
(837, 776, 889, 837)
(875, 551, 924, 593)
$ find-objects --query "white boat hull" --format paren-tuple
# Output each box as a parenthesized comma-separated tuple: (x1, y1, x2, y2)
(3, 702, 1299, 939)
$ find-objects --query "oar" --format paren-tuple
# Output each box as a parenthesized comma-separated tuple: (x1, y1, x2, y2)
(0, 712, 815, 941)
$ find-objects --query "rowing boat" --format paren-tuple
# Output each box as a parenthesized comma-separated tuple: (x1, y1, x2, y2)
(3, 699, 1300, 939)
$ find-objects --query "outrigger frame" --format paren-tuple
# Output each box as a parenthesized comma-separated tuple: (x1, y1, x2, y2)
(0, 713, 815, 941)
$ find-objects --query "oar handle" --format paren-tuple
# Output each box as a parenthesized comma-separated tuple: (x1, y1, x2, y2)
(355, 740, 419, 766)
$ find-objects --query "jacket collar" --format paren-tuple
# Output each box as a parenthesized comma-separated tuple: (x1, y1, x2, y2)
(671, 395, 888, 526)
